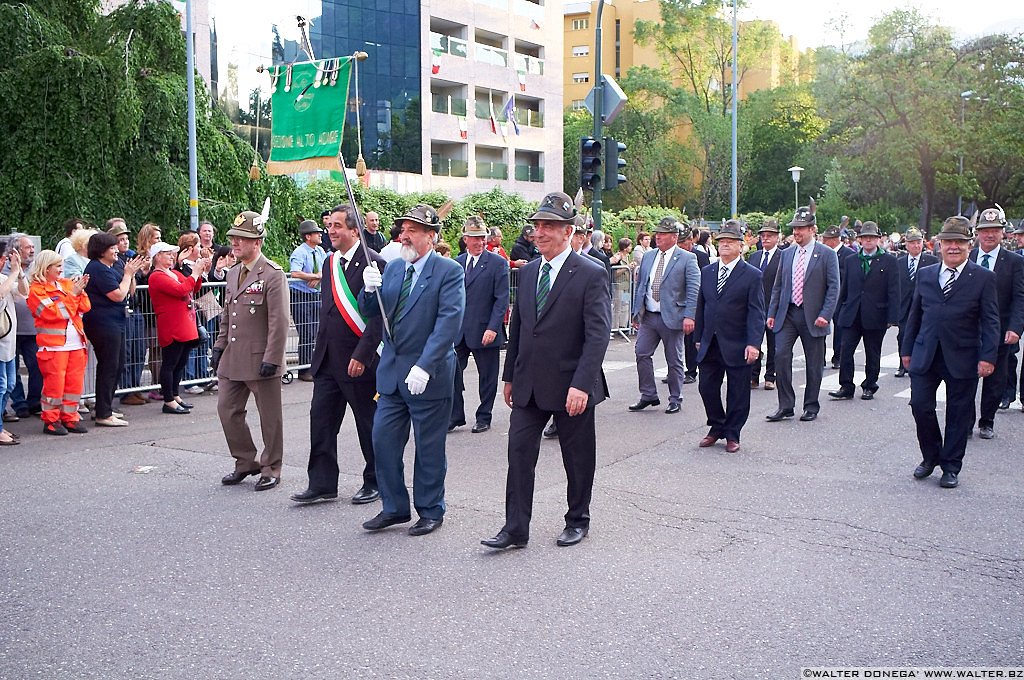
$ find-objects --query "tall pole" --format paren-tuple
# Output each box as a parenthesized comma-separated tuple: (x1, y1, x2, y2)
(730, 0, 738, 219)
(185, 0, 199, 232)
(956, 96, 965, 215)
(592, 0, 606, 231)
(794, 180, 799, 212)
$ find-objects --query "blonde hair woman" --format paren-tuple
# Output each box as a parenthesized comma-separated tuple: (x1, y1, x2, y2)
(135, 223, 164, 400)
(27, 250, 91, 435)
(62, 228, 97, 279)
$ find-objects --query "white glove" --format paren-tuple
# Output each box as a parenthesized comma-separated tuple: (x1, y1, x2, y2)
(362, 264, 383, 292)
(405, 365, 430, 395)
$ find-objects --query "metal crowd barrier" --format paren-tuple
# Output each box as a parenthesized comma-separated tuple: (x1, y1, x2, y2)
(75, 263, 637, 401)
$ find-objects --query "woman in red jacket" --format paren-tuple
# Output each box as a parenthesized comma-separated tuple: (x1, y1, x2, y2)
(27, 250, 92, 435)
(147, 242, 210, 414)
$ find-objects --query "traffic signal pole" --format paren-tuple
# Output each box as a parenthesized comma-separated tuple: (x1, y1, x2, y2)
(591, 0, 606, 231)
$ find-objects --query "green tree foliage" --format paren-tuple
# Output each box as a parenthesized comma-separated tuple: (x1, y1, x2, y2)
(0, 0, 299, 259)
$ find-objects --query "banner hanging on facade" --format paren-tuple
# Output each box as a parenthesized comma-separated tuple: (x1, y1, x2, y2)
(266, 58, 352, 174)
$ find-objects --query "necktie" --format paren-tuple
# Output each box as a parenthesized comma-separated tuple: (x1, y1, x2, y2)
(792, 248, 807, 306)
(467, 257, 475, 274)
(652, 251, 667, 302)
(312, 251, 320, 274)
(717, 264, 728, 294)
(760, 251, 770, 271)
(536, 262, 551, 314)
(981, 253, 991, 269)
(338, 255, 347, 271)
(238, 265, 248, 285)
(908, 257, 916, 281)
(942, 267, 957, 298)
(395, 265, 414, 319)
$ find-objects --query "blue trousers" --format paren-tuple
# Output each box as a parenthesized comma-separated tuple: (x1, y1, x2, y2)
(372, 392, 450, 520)
(11, 334, 41, 414)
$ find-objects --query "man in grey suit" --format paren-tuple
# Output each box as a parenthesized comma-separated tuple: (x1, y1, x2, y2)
(766, 201, 841, 422)
(629, 217, 700, 414)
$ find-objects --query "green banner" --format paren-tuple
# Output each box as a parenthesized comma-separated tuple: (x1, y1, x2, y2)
(266, 58, 352, 174)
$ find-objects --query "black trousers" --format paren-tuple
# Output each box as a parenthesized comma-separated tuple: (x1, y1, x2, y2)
(910, 346, 978, 474)
(307, 369, 377, 493)
(837, 317, 886, 392)
(683, 331, 698, 377)
(160, 340, 195, 403)
(750, 324, 776, 383)
(1005, 347, 1022, 401)
(698, 338, 752, 442)
(978, 343, 1013, 428)
(84, 319, 126, 419)
(451, 341, 499, 427)
(503, 399, 596, 541)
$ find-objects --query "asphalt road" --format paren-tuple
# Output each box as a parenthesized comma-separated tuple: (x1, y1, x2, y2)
(2, 333, 1023, 678)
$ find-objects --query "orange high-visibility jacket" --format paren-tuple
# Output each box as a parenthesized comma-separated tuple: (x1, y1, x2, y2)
(27, 279, 91, 348)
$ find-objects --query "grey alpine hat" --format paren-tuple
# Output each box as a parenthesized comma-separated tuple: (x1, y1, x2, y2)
(936, 216, 973, 241)
(858, 221, 882, 237)
(298, 219, 321, 236)
(653, 216, 679, 234)
(715, 220, 744, 240)
(528, 192, 577, 223)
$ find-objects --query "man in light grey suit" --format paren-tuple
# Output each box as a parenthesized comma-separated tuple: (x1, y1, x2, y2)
(766, 201, 840, 422)
(629, 217, 700, 414)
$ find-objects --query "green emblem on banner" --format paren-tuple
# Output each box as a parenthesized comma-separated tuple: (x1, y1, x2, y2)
(266, 58, 352, 174)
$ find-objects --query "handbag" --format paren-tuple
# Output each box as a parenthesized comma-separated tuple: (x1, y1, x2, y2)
(0, 304, 11, 340)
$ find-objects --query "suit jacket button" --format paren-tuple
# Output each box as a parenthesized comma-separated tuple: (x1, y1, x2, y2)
(231, 338, 236, 342)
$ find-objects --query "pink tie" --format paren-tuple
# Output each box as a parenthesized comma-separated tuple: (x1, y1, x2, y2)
(792, 248, 806, 306)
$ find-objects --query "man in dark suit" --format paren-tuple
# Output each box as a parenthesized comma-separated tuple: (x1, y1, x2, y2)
(677, 226, 710, 384)
(291, 204, 385, 506)
(829, 221, 901, 401)
(748, 220, 782, 390)
(694, 221, 765, 453)
(766, 201, 841, 422)
(821, 224, 857, 369)
(450, 216, 510, 434)
(894, 228, 939, 377)
(1006, 222, 1024, 409)
(359, 204, 465, 536)
(901, 216, 1000, 488)
(481, 192, 611, 550)
(630, 217, 699, 414)
(969, 206, 1024, 440)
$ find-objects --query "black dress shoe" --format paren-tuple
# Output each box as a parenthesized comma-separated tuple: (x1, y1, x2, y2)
(628, 398, 661, 411)
(978, 426, 994, 440)
(408, 517, 443, 536)
(682, 375, 697, 385)
(939, 471, 959, 488)
(175, 400, 194, 410)
(447, 420, 465, 432)
(471, 422, 490, 433)
(254, 476, 279, 491)
(556, 526, 588, 547)
(861, 389, 876, 400)
(799, 411, 817, 422)
(362, 512, 412, 531)
(350, 486, 380, 504)
(831, 361, 841, 370)
(998, 398, 1011, 410)
(162, 404, 190, 415)
(913, 464, 935, 479)
(765, 409, 795, 422)
(481, 530, 528, 550)
(291, 488, 338, 504)
(664, 403, 680, 414)
(828, 389, 854, 400)
(222, 469, 260, 485)
(661, 377, 669, 384)
(543, 422, 558, 439)
(894, 367, 907, 378)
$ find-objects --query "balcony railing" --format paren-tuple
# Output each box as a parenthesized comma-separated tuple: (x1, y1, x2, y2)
(432, 158, 470, 177)
(514, 165, 544, 182)
(429, 33, 468, 58)
(476, 161, 509, 180)
(474, 100, 508, 121)
(515, 109, 544, 128)
(431, 94, 468, 116)
(476, 44, 508, 68)
(513, 53, 544, 76)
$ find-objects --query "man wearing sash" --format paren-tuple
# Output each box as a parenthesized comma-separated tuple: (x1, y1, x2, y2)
(291, 205, 385, 506)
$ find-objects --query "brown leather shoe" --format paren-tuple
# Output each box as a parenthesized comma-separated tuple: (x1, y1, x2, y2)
(725, 440, 740, 453)
(698, 435, 720, 448)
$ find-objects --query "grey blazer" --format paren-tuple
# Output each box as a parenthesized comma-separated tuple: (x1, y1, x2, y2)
(631, 247, 700, 330)
(767, 241, 840, 338)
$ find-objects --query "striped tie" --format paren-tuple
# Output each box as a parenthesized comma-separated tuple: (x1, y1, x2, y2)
(792, 248, 806, 306)
(908, 257, 916, 281)
(981, 253, 991, 269)
(717, 264, 728, 294)
(536, 262, 551, 314)
(942, 267, 956, 298)
(652, 251, 667, 302)
(395, 265, 414, 319)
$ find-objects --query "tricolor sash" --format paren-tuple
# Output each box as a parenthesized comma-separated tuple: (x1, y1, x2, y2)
(330, 252, 367, 337)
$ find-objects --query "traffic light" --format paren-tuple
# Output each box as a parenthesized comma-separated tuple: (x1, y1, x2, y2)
(603, 136, 626, 190)
(579, 137, 602, 191)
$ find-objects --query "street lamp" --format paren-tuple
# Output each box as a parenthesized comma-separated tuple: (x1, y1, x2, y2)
(788, 166, 803, 212)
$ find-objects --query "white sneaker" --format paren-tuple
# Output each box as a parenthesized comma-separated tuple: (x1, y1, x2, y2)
(184, 385, 205, 395)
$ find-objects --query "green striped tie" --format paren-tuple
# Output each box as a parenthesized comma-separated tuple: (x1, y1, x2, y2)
(536, 262, 551, 314)
(395, 265, 414, 320)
